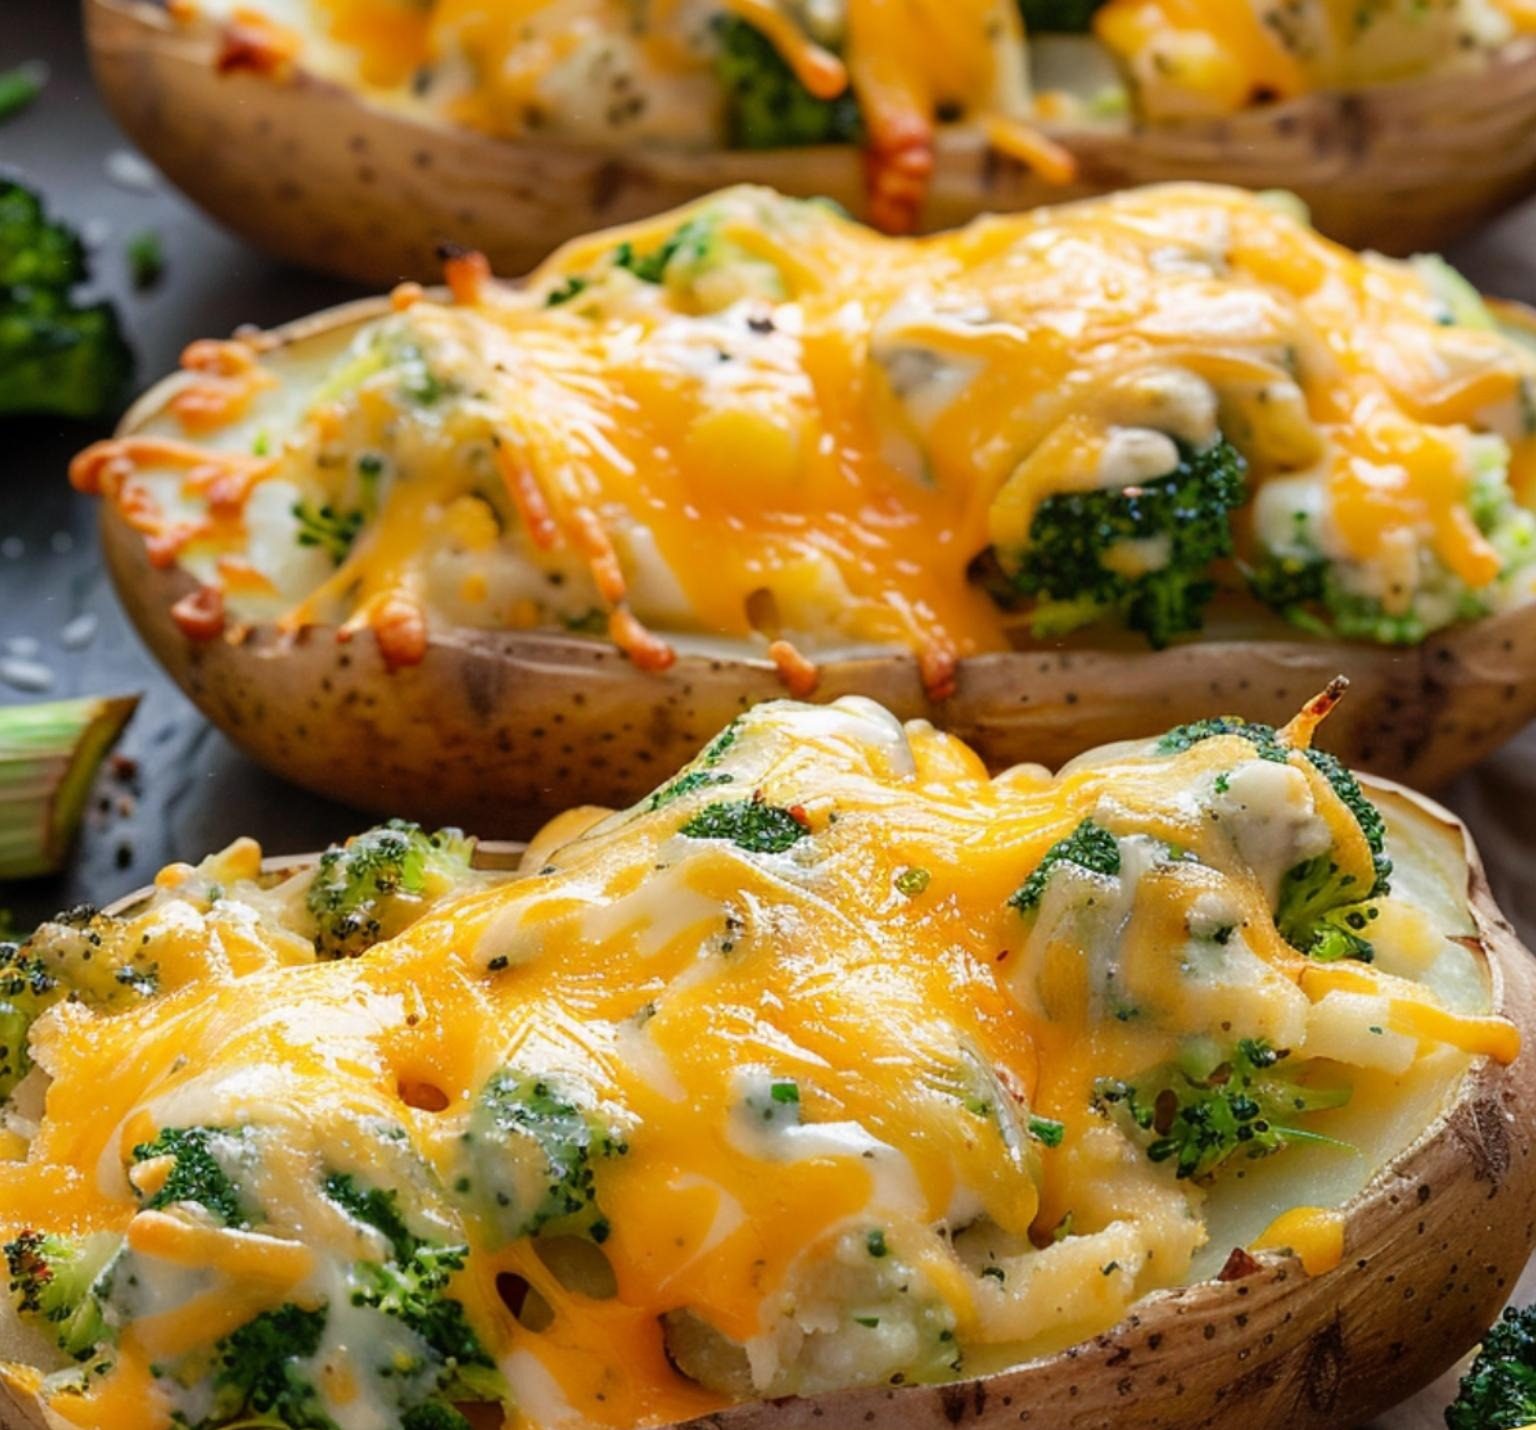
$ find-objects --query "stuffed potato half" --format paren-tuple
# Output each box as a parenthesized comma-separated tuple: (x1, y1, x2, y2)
(86, 0, 1536, 283)
(78, 184, 1536, 824)
(0, 694, 1533, 1430)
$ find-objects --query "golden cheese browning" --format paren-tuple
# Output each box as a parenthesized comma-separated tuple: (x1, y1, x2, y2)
(0, 699, 1517, 1429)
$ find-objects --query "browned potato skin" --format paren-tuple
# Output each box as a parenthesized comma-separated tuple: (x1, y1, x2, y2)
(86, 0, 1536, 285)
(4, 786, 1535, 1429)
(100, 296, 1536, 829)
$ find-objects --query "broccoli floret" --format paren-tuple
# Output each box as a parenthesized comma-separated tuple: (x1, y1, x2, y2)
(324, 1172, 419, 1262)
(461, 1071, 624, 1245)
(1248, 442, 1535, 643)
(326, 1175, 503, 1413)
(1154, 713, 1391, 961)
(1008, 438, 1247, 649)
(0, 182, 132, 418)
(713, 16, 862, 150)
(1018, 0, 1107, 30)
(4, 1229, 119, 1361)
(403, 1407, 475, 1430)
(0, 940, 57, 1100)
(680, 799, 810, 854)
(1096, 1039, 1349, 1181)
(200, 1302, 336, 1430)
(1008, 818, 1121, 914)
(132, 1126, 253, 1227)
(306, 819, 475, 958)
(1446, 1304, 1536, 1430)
(2, 909, 165, 1103)
(1156, 715, 1289, 763)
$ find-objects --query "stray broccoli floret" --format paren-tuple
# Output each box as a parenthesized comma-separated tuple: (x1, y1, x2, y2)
(1009, 818, 1121, 914)
(1009, 438, 1247, 649)
(1446, 1304, 1536, 1430)
(0, 182, 132, 418)
(125, 229, 163, 291)
(291, 499, 363, 564)
(132, 1126, 252, 1227)
(680, 798, 809, 854)
(0, 940, 57, 1100)
(1096, 1039, 1349, 1180)
(0, 62, 47, 124)
(1018, 0, 1107, 30)
(713, 16, 863, 150)
(4, 1229, 119, 1361)
(1155, 712, 1392, 960)
(199, 1302, 335, 1430)
(462, 1071, 624, 1244)
(306, 819, 475, 958)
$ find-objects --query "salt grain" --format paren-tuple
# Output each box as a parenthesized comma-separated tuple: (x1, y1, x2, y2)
(0, 658, 55, 692)
(59, 612, 98, 649)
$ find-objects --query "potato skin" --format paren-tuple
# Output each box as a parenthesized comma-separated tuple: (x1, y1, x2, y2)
(9, 786, 1536, 1430)
(87, 0, 1536, 285)
(102, 472, 1536, 833)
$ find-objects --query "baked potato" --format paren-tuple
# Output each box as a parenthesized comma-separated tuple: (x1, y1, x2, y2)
(1, 693, 1533, 1430)
(85, 0, 1536, 283)
(74, 184, 1536, 826)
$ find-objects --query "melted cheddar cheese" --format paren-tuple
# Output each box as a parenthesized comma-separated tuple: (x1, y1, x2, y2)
(0, 698, 1517, 1429)
(166, 0, 1534, 226)
(75, 185, 1536, 694)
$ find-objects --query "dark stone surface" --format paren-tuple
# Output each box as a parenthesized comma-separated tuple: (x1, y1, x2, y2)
(3, 5, 1536, 943)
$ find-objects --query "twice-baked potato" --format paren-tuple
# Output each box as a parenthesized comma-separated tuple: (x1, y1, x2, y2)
(86, 0, 1536, 283)
(75, 184, 1536, 825)
(1, 694, 1533, 1429)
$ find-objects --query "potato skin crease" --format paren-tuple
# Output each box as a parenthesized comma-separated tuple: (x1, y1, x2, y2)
(87, 0, 1536, 285)
(2, 782, 1532, 1430)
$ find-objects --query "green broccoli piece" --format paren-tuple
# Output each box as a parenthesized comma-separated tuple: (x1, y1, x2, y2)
(324, 1172, 419, 1262)
(1156, 715, 1391, 960)
(4, 1229, 119, 1361)
(306, 819, 475, 958)
(0, 63, 47, 124)
(1008, 818, 1121, 914)
(461, 1071, 625, 1245)
(1096, 1039, 1350, 1181)
(2, 909, 166, 1102)
(1018, 0, 1107, 30)
(0, 940, 57, 1101)
(199, 1302, 336, 1430)
(646, 768, 735, 811)
(132, 1126, 253, 1228)
(1008, 438, 1247, 649)
(613, 215, 720, 285)
(1156, 715, 1289, 763)
(1446, 1304, 1536, 1430)
(0, 182, 132, 418)
(713, 16, 863, 150)
(680, 799, 809, 854)
(322, 1172, 505, 1414)
(1247, 440, 1535, 643)
(403, 1407, 476, 1430)
(292, 499, 364, 565)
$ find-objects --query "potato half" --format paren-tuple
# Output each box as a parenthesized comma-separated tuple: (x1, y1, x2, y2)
(2, 777, 1533, 1430)
(94, 292, 1536, 831)
(86, 0, 1536, 286)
